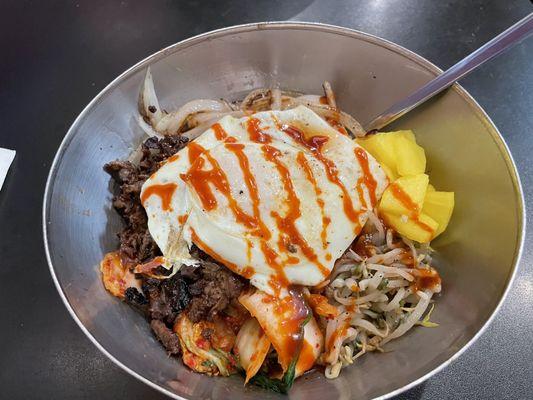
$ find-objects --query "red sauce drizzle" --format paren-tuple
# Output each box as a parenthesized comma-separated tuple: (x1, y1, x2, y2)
(271, 287, 311, 370)
(262, 145, 330, 278)
(247, 117, 272, 143)
(356, 183, 368, 209)
(133, 256, 165, 274)
(141, 183, 177, 211)
(166, 153, 180, 163)
(326, 117, 348, 136)
(352, 234, 374, 258)
(184, 127, 289, 288)
(296, 340, 316, 372)
(345, 304, 356, 313)
(281, 124, 362, 229)
(326, 319, 349, 354)
(241, 266, 255, 279)
(296, 152, 330, 250)
(389, 182, 435, 233)
(326, 304, 357, 354)
(224, 143, 271, 240)
(223, 141, 294, 289)
(287, 256, 300, 264)
(187, 142, 206, 164)
(245, 239, 252, 263)
(412, 268, 442, 292)
(261, 241, 289, 296)
(354, 147, 378, 207)
(212, 122, 228, 140)
(181, 151, 258, 232)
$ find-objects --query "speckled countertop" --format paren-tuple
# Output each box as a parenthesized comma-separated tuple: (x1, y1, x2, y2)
(0, 1, 531, 399)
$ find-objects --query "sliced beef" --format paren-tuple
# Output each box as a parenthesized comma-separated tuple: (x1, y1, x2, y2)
(103, 135, 188, 266)
(117, 228, 160, 266)
(138, 135, 189, 175)
(150, 319, 181, 355)
(104, 135, 249, 353)
(124, 286, 148, 313)
(187, 261, 246, 323)
(143, 274, 191, 325)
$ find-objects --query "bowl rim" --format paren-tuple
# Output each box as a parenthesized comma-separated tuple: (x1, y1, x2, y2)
(42, 21, 525, 400)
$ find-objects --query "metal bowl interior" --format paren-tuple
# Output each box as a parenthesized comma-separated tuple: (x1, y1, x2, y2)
(43, 22, 524, 400)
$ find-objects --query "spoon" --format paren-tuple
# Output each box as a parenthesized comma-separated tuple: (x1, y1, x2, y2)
(364, 12, 533, 132)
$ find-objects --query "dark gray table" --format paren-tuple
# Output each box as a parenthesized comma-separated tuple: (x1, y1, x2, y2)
(1, 1, 531, 399)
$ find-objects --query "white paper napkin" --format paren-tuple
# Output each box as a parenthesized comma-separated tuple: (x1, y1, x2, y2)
(0, 148, 16, 191)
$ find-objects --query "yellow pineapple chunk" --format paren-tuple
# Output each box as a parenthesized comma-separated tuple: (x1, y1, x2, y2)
(379, 174, 429, 216)
(393, 136, 426, 176)
(381, 163, 397, 181)
(382, 212, 439, 243)
(357, 130, 425, 178)
(356, 133, 397, 174)
(422, 191, 455, 237)
(394, 130, 416, 142)
(378, 174, 439, 243)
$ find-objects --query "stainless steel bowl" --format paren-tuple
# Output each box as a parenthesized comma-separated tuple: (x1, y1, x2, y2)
(43, 22, 525, 399)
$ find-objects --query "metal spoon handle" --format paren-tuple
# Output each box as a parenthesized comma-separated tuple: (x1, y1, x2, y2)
(364, 12, 533, 132)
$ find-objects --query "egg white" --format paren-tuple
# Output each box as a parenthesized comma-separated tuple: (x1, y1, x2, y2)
(141, 106, 388, 296)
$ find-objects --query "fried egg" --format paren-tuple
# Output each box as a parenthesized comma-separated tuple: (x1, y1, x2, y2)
(140, 106, 388, 296)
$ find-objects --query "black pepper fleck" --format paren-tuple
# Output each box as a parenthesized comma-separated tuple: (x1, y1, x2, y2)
(287, 244, 297, 253)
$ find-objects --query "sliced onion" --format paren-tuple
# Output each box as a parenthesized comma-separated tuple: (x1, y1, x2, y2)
(154, 99, 231, 136)
(178, 110, 243, 141)
(288, 98, 365, 137)
(137, 115, 164, 138)
(322, 81, 337, 109)
(271, 88, 282, 110)
(294, 94, 322, 104)
(241, 88, 272, 110)
(138, 67, 163, 127)
(187, 110, 244, 127)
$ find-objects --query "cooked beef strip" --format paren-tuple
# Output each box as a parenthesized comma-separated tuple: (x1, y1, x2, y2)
(143, 274, 191, 326)
(150, 319, 181, 355)
(124, 287, 148, 314)
(139, 135, 189, 173)
(104, 135, 188, 266)
(104, 135, 247, 353)
(139, 253, 246, 326)
(187, 260, 246, 323)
